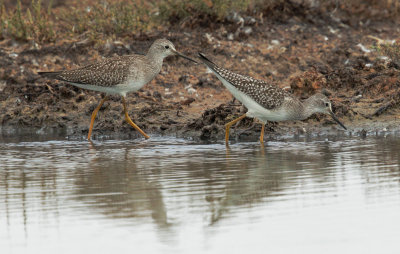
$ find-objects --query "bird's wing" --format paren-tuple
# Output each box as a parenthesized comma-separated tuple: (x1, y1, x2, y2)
(198, 53, 289, 110)
(39, 55, 138, 87)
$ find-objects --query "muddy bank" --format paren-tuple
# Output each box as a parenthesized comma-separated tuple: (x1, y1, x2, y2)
(1, 4, 400, 141)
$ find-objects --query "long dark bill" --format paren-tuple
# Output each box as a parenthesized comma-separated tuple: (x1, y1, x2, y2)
(174, 50, 198, 63)
(329, 111, 347, 130)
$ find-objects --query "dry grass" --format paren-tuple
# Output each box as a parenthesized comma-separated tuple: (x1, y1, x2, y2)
(341, 0, 400, 14)
(158, 0, 253, 22)
(0, 0, 156, 43)
(1, 0, 264, 43)
(1, 0, 400, 44)
(375, 42, 400, 65)
(0, 0, 54, 42)
(58, 0, 155, 41)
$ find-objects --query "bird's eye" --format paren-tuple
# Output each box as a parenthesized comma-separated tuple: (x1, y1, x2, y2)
(164, 45, 169, 49)
(325, 102, 329, 107)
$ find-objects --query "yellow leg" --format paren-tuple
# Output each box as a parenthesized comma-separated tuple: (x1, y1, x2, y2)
(259, 123, 265, 143)
(225, 114, 247, 145)
(122, 97, 150, 139)
(88, 96, 108, 141)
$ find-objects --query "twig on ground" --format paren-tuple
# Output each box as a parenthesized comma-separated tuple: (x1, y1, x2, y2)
(369, 99, 395, 117)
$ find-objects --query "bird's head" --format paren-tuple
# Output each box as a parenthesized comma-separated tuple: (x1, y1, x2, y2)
(306, 93, 347, 130)
(149, 39, 197, 63)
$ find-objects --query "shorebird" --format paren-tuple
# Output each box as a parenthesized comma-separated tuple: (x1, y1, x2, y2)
(39, 39, 197, 140)
(198, 53, 347, 145)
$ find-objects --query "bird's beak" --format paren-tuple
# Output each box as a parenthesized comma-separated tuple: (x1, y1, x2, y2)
(173, 49, 198, 63)
(329, 109, 347, 130)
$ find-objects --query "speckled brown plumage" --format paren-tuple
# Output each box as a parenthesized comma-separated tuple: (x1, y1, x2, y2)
(39, 55, 155, 87)
(198, 52, 347, 141)
(36, 39, 197, 141)
(38, 39, 196, 96)
(198, 53, 292, 110)
(51, 56, 133, 86)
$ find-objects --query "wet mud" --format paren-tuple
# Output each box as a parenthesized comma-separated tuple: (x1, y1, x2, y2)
(1, 3, 399, 141)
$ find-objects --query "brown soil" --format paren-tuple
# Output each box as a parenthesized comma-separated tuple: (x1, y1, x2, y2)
(1, 3, 400, 141)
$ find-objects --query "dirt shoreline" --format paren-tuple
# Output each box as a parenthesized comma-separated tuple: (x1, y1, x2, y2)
(0, 109, 398, 142)
(1, 4, 400, 141)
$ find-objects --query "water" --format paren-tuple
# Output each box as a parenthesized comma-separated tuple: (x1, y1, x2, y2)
(1, 134, 400, 254)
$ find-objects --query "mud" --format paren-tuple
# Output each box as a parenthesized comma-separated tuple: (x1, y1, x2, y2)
(1, 3, 400, 141)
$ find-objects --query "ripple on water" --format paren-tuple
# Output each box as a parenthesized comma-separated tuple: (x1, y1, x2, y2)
(1, 135, 400, 253)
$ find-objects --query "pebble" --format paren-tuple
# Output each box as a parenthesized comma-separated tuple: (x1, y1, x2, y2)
(243, 27, 252, 35)
(9, 53, 18, 58)
(0, 81, 6, 92)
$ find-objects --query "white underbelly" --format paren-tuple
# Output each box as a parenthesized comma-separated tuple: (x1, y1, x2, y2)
(70, 80, 146, 96)
(216, 75, 290, 123)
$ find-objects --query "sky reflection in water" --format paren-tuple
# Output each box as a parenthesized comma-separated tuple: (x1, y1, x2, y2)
(1, 135, 400, 253)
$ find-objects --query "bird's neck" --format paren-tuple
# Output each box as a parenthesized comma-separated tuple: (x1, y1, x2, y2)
(298, 97, 317, 120)
(145, 52, 164, 75)
(147, 50, 164, 65)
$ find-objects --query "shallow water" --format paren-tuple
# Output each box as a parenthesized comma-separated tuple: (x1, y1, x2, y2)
(1, 134, 400, 254)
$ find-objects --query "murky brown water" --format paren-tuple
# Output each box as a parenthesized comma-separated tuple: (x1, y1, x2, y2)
(1, 134, 400, 253)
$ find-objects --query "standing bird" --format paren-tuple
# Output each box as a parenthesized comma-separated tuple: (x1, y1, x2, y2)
(39, 39, 197, 140)
(198, 53, 346, 145)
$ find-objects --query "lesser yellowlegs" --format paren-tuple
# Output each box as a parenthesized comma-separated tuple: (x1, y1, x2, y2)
(198, 53, 347, 144)
(39, 39, 197, 140)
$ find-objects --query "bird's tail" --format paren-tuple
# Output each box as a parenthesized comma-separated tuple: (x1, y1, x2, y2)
(198, 52, 218, 70)
(37, 71, 61, 80)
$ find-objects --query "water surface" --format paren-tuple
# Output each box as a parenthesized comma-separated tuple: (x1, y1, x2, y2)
(1, 134, 400, 253)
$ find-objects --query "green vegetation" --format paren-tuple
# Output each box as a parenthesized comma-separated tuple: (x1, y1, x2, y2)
(0, 0, 399, 44)
(1, 0, 54, 42)
(0, 1, 6, 39)
(158, 0, 252, 21)
(0, 0, 283, 43)
(1, 0, 154, 43)
(59, 0, 154, 41)
(375, 42, 400, 65)
(0, 0, 146, 42)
